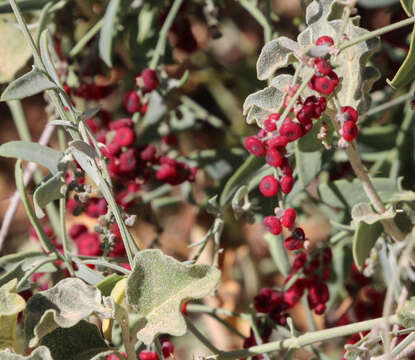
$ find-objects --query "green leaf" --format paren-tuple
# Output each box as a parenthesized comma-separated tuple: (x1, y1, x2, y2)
(33, 172, 65, 218)
(295, 147, 322, 189)
(0, 279, 26, 350)
(40, 320, 109, 360)
(0, 141, 63, 173)
(256, 37, 299, 81)
(69, 140, 100, 186)
(400, 0, 415, 16)
(99, 0, 122, 67)
(1, 67, 57, 101)
(126, 249, 221, 345)
(0, 346, 53, 360)
(0, 14, 32, 83)
(220, 154, 265, 206)
(24, 278, 113, 347)
(231, 185, 249, 219)
(318, 178, 399, 208)
(388, 26, 415, 88)
(96, 274, 125, 297)
(352, 220, 383, 271)
(351, 202, 395, 227)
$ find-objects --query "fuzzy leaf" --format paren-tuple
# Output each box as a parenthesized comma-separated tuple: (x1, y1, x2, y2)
(99, 0, 122, 67)
(69, 140, 100, 186)
(351, 202, 396, 227)
(0, 14, 32, 84)
(256, 37, 299, 80)
(1, 67, 57, 101)
(0, 346, 53, 360)
(127, 249, 221, 345)
(295, 146, 322, 189)
(388, 26, 415, 88)
(318, 178, 399, 208)
(0, 141, 63, 173)
(33, 172, 65, 218)
(352, 220, 383, 271)
(25, 278, 113, 347)
(0, 279, 26, 350)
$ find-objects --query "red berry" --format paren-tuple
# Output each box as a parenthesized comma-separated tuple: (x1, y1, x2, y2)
(119, 149, 137, 173)
(263, 216, 282, 235)
(124, 91, 141, 113)
(281, 158, 293, 176)
(342, 121, 358, 141)
(254, 288, 273, 313)
(162, 341, 174, 358)
(69, 224, 88, 240)
(281, 208, 296, 228)
(279, 122, 303, 142)
(292, 252, 307, 272)
(139, 350, 159, 360)
(140, 144, 157, 162)
(307, 281, 330, 309)
(264, 113, 280, 132)
(113, 127, 135, 147)
(322, 247, 332, 264)
(315, 58, 332, 75)
(162, 134, 179, 146)
(109, 118, 133, 130)
(314, 75, 337, 95)
(341, 106, 359, 123)
(267, 136, 289, 149)
(280, 174, 294, 194)
(284, 277, 307, 308)
(77, 232, 101, 256)
(244, 136, 266, 156)
(140, 68, 160, 92)
(259, 175, 279, 197)
(181, 301, 188, 315)
(314, 303, 326, 315)
(316, 36, 334, 46)
(284, 227, 305, 250)
(265, 148, 283, 168)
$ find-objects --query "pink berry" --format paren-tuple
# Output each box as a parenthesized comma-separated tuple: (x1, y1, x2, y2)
(314, 303, 326, 315)
(342, 121, 358, 141)
(264, 113, 280, 132)
(140, 144, 157, 162)
(69, 224, 88, 240)
(316, 36, 334, 46)
(292, 252, 307, 272)
(265, 148, 283, 167)
(341, 106, 359, 123)
(280, 174, 294, 194)
(244, 136, 266, 156)
(279, 122, 303, 142)
(124, 91, 141, 113)
(140, 68, 160, 93)
(281, 208, 296, 228)
(113, 127, 135, 147)
(259, 175, 279, 197)
(315, 58, 332, 75)
(263, 216, 282, 235)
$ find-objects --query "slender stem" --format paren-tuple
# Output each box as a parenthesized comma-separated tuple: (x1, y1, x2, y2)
(363, 93, 413, 119)
(249, 309, 271, 360)
(69, 19, 103, 57)
(186, 303, 251, 320)
(301, 297, 317, 332)
(238, 0, 272, 44)
(59, 197, 75, 276)
(120, 313, 137, 360)
(154, 337, 165, 360)
(184, 317, 221, 354)
(335, 4, 352, 47)
(16, 254, 58, 291)
(392, 332, 415, 357)
(35, 1, 54, 46)
(149, 0, 183, 69)
(214, 315, 400, 360)
(209, 313, 246, 339)
(339, 16, 415, 51)
(80, 259, 130, 275)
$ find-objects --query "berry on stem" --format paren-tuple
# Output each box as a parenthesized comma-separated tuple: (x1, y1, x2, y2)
(259, 175, 279, 197)
(342, 121, 358, 142)
(281, 208, 296, 228)
(265, 148, 283, 168)
(280, 174, 294, 194)
(263, 216, 282, 235)
(316, 36, 334, 46)
(341, 106, 359, 123)
(245, 136, 266, 156)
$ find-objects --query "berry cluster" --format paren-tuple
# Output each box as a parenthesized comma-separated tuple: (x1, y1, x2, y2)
(105, 340, 174, 360)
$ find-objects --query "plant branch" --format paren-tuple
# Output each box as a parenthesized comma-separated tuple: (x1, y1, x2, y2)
(238, 0, 272, 44)
(149, 0, 183, 69)
(339, 16, 415, 51)
(184, 316, 221, 354)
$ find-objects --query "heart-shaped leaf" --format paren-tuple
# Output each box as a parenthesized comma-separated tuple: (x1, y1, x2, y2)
(126, 249, 221, 345)
(352, 220, 383, 271)
(25, 278, 113, 347)
(0, 279, 26, 350)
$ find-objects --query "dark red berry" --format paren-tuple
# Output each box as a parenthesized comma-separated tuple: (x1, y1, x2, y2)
(322, 247, 332, 264)
(113, 127, 135, 147)
(296, 105, 314, 125)
(280, 174, 294, 194)
(181, 301, 188, 315)
(119, 149, 137, 172)
(315, 58, 332, 75)
(279, 122, 303, 142)
(140, 144, 157, 162)
(244, 136, 266, 156)
(307, 281, 330, 309)
(124, 91, 141, 113)
(292, 252, 307, 272)
(342, 121, 358, 141)
(265, 148, 283, 167)
(77, 232, 101, 256)
(281, 158, 293, 176)
(267, 136, 289, 149)
(162, 341, 174, 358)
(341, 106, 359, 123)
(69, 224, 88, 240)
(281, 208, 296, 228)
(284, 277, 307, 308)
(314, 303, 326, 315)
(254, 288, 273, 313)
(264, 113, 280, 132)
(314, 75, 337, 95)
(259, 175, 279, 197)
(284, 227, 306, 250)
(316, 36, 334, 46)
(263, 216, 282, 235)
(140, 68, 159, 92)
(109, 118, 133, 130)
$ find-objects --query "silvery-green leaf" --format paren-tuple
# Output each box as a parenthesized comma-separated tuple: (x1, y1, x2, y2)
(256, 37, 299, 80)
(0, 141, 63, 173)
(352, 221, 383, 271)
(80, 107, 101, 121)
(99, 0, 122, 67)
(0, 346, 53, 360)
(1, 67, 57, 101)
(0, 279, 26, 350)
(47, 120, 77, 129)
(69, 140, 100, 186)
(33, 172, 65, 218)
(127, 249, 221, 345)
(351, 202, 396, 227)
(25, 278, 113, 347)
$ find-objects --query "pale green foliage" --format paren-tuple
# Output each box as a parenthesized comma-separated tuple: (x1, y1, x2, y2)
(127, 249, 221, 345)
(0, 346, 53, 360)
(0, 279, 26, 350)
(25, 278, 113, 347)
